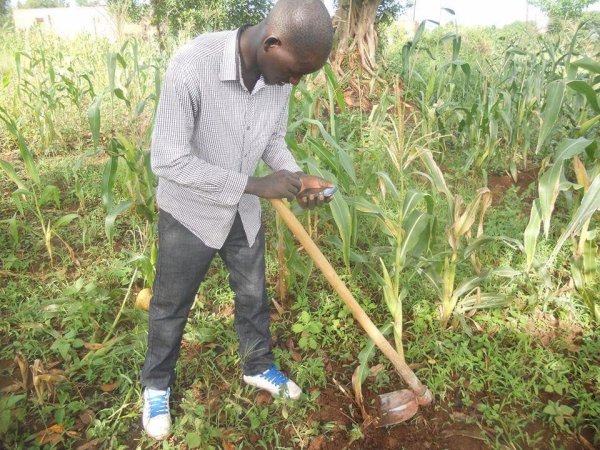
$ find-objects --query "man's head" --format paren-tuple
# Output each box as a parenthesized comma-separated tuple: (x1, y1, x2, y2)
(256, 0, 333, 86)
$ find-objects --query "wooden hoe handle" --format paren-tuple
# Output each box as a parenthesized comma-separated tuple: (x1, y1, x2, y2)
(271, 199, 432, 405)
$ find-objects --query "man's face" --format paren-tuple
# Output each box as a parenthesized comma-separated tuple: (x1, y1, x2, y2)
(257, 40, 326, 86)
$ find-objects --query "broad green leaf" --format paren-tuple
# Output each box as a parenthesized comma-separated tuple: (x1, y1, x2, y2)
(418, 148, 452, 201)
(456, 294, 510, 314)
(0, 107, 41, 186)
(538, 162, 564, 237)
(88, 95, 102, 148)
(105, 200, 132, 242)
(114, 88, 130, 108)
(579, 113, 600, 135)
(453, 274, 489, 300)
(0, 160, 26, 190)
(536, 80, 565, 154)
(402, 190, 433, 218)
(567, 81, 600, 113)
(307, 162, 352, 269)
(400, 211, 430, 264)
(379, 259, 398, 316)
(53, 213, 79, 230)
(523, 200, 542, 270)
(356, 322, 393, 385)
(353, 197, 385, 216)
(323, 64, 346, 112)
(554, 137, 592, 161)
(301, 118, 357, 184)
(546, 175, 600, 268)
(376, 172, 400, 201)
(571, 56, 600, 74)
(106, 52, 117, 93)
(463, 236, 524, 259)
(102, 156, 119, 209)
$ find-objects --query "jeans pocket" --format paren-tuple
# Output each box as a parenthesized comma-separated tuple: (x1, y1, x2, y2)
(158, 209, 179, 233)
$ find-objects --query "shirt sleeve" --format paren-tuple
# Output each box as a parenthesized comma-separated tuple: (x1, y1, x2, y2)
(261, 98, 302, 173)
(150, 62, 248, 206)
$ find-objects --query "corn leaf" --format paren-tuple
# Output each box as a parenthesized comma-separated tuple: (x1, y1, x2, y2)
(102, 156, 118, 209)
(524, 200, 542, 270)
(105, 201, 132, 243)
(88, 95, 102, 148)
(546, 175, 600, 268)
(53, 213, 79, 230)
(567, 81, 600, 114)
(400, 210, 431, 264)
(571, 56, 600, 74)
(402, 190, 433, 218)
(538, 161, 564, 238)
(463, 236, 523, 259)
(555, 137, 592, 161)
(356, 322, 393, 385)
(0, 160, 26, 190)
(418, 148, 452, 201)
(456, 294, 511, 315)
(307, 162, 352, 269)
(536, 80, 565, 154)
(376, 172, 400, 201)
(322, 64, 346, 113)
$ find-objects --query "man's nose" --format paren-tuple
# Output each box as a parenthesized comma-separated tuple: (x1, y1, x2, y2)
(289, 76, 301, 85)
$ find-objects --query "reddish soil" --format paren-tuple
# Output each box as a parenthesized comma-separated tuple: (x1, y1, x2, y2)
(305, 387, 488, 450)
(487, 167, 539, 206)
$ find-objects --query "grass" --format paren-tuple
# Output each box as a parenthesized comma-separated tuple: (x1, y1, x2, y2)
(0, 21, 599, 450)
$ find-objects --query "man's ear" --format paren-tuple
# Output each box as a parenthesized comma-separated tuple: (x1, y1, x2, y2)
(263, 36, 281, 52)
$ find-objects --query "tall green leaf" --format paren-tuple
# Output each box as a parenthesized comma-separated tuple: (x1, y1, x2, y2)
(546, 175, 600, 268)
(88, 95, 103, 148)
(524, 200, 542, 270)
(567, 81, 600, 114)
(0, 160, 26, 190)
(535, 80, 565, 154)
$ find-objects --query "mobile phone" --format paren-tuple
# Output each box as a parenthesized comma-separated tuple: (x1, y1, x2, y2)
(299, 186, 337, 198)
(322, 186, 337, 197)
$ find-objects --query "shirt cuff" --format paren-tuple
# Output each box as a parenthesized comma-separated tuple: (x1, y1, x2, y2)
(219, 171, 249, 205)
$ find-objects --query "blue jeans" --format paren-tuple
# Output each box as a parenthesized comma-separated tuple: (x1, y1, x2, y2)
(141, 210, 274, 390)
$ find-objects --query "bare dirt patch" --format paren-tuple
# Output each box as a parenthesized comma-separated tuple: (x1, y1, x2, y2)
(488, 167, 539, 206)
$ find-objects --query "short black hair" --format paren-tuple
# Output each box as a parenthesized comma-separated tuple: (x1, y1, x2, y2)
(266, 0, 334, 60)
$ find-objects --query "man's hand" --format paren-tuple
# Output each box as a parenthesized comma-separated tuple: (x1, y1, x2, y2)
(245, 170, 302, 200)
(296, 173, 334, 210)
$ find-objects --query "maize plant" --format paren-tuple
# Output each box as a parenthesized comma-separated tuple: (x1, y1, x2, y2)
(0, 107, 79, 265)
(524, 55, 600, 320)
(417, 148, 521, 328)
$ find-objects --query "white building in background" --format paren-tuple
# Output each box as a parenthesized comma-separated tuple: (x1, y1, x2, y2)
(12, 6, 144, 40)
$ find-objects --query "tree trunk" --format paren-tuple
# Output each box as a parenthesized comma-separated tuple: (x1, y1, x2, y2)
(332, 0, 382, 74)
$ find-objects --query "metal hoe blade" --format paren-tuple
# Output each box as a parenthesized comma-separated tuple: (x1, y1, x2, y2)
(377, 389, 419, 427)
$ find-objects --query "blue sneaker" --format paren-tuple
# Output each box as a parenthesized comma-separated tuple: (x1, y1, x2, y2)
(142, 387, 172, 440)
(243, 365, 302, 400)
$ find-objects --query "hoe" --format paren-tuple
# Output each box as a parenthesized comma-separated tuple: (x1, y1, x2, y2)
(270, 199, 433, 425)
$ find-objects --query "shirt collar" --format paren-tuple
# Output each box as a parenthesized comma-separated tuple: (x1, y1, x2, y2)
(219, 26, 250, 83)
(220, 25, 267, 93)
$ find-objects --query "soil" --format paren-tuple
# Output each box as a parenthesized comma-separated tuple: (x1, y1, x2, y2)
(487, 167, 539, 206)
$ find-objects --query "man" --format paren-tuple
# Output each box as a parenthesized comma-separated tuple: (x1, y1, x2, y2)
(141, 0, 335, 440)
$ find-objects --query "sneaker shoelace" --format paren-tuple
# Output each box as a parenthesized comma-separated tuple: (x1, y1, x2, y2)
(261, 365, 289, 386)
(147, 388, 170, 419)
